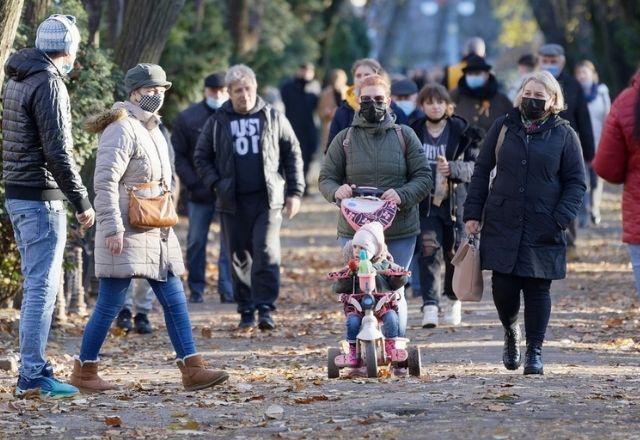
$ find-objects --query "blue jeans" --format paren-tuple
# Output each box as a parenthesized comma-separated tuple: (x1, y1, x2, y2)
(79, 275, 196, 360)
(5, 199, 67, 380)
(338, 235, 416, 337)
(187, 202, 233, 298)
(629, 245, 640, 297)
(346, 310, 399, 342)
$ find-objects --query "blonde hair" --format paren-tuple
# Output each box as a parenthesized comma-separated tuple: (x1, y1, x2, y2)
(351, 58, 382, 76)
(514, 70, 566, 114)
(575, 59, 600, 83)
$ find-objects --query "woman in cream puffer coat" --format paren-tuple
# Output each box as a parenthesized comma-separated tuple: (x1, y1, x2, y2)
(70, 64, 227, 394)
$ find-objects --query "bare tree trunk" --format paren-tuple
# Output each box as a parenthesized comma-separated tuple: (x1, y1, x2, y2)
(114, 0, 185, 71)
(82, 0, 103, 47)
(22, 0, 50, 42)
(318, 0, 346, 71)
(193, 0, 205, 33)
(227, 0, 265, 60)
(527, 0, 569, 47)
(377, 0, 409, 70)
(0, 0, 25, 87)
(106, 0, 125, 49)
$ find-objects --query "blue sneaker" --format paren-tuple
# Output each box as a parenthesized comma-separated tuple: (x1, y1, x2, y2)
(16, 364, 79, 398)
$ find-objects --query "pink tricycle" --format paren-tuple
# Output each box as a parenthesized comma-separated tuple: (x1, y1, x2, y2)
(326, 251, 421, 379)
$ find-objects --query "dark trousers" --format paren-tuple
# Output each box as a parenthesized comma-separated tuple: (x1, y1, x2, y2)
(491, 272, 552, 345)
(418, 207, 457, 307)
(220, 192, 282, 314)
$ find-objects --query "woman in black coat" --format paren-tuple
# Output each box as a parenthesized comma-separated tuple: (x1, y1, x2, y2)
(463, 71, 586, 375)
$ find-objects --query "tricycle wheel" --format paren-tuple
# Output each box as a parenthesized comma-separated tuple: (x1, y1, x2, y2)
(364, 340, 378, 378)
(407, 346, 421, 377)
(327, 347, 341, 378)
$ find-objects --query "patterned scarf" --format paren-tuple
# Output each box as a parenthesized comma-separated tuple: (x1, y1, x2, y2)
(521, 114, 550, 133)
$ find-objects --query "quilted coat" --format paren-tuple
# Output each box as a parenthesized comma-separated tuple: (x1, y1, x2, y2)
(319, 112, 432, 240)
(593, 72, 640, 244)
(87, 101, 185, 280)
(464, 108, 586, 280)
(2, 48, 90, 212)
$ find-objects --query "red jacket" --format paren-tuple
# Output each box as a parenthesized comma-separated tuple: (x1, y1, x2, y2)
(593, 72, 640, 244)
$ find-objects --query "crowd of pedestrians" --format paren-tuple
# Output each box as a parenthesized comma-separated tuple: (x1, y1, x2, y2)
(1, 13, 637, 398)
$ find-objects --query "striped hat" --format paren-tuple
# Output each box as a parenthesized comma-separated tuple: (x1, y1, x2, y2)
(35, 14, 81, 55)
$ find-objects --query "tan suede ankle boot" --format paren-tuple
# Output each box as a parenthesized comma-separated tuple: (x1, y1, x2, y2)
(69, 358, 118, 393)
(177, 354, 228, 391)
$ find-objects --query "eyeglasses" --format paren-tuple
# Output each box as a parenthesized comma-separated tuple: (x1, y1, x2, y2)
(360, 95, 386, 104)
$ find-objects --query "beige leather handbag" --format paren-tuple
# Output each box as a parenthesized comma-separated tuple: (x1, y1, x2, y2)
(451, 234, 483, 301)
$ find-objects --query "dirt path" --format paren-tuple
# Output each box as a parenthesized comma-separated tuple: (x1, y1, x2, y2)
(1, 187, 639, 439)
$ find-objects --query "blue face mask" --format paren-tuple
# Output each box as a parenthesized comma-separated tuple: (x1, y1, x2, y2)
(61, 63, 73, 75)
(542, 64, 560, 77)
(465, 74, 486, 89)
(395, 100, 416, 116)
(206, 97, 226, 109)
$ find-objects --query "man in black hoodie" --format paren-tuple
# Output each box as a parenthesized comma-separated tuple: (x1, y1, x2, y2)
(194, 65, 305, 331)
(1, 14, 93, 398)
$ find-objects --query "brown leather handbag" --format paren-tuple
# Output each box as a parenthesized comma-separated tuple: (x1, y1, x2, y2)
(127, 181, 178, 228)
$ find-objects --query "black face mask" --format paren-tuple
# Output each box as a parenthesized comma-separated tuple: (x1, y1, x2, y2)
(360, 100, 387, 123)
(520, 97, 547, 120)
(426, 114, 447, 123)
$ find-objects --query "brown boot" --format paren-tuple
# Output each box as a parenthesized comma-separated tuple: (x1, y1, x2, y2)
(177, 354, 228, 391)
(69, 358, 118, 393)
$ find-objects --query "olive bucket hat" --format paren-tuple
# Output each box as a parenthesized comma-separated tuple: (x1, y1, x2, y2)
(124, 63, 172, 94)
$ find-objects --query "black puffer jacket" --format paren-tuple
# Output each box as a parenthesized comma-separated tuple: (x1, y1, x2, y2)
(463, 108, 586, 280)
(193, 97, 305, 214)
(1, 48, 90, 212)
(171, 100, 217, 203)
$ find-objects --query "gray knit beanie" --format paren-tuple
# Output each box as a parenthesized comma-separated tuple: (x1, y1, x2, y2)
(35, 14, 81, 55)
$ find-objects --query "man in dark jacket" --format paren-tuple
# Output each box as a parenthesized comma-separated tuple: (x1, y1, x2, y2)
(2, 14, 93, 398)
(194, 65, 305, 330)
(280, 63, 320, 190)
(538, 43, 595, 251)
(450, 55, 513, 137)
(172, 72, 233, 304)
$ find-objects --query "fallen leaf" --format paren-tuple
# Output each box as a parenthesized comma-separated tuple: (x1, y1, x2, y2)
(201, 326, 213, 339)
(486, 404, 508, 412)
(294, 395, 329, 404)
(104, 416, 122, 427)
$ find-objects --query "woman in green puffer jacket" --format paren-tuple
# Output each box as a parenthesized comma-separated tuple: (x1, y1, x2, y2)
(319, 74, 432, 339)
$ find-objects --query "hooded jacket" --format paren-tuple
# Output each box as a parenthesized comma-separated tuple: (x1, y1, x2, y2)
(86, 101, 185, 280)
(2, 48, 90, 212)
(193, 97, 305, 214)
(593, 72, 640, 244)
(464, 108, 586, 279)
(319, 112, 432, 240)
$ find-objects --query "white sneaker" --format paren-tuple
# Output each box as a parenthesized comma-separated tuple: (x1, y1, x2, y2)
(443, 298, 462, 326)
(422, 305, 439, 328)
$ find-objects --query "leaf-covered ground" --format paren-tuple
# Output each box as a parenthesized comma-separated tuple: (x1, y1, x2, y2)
(0, 186, 639, 439)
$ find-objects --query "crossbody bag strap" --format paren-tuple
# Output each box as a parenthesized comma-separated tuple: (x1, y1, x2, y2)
(125, 119, 167, 192)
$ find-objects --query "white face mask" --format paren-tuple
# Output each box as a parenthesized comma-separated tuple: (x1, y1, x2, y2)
(206, 97, 226, 109)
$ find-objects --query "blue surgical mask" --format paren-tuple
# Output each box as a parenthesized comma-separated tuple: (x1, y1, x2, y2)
(61, 63, 73, 75)
(465, 74, 486, 89)
(542, 64, 560, 77)
(395, 100, 416, 116)
(206, 97, 226, 110)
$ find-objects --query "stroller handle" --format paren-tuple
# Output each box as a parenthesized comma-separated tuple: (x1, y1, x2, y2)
(351, 186, 385, 198)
